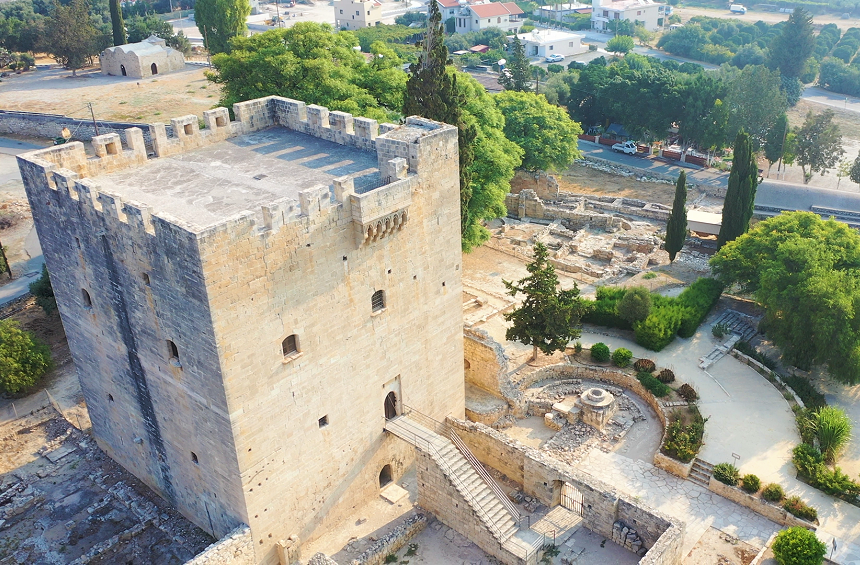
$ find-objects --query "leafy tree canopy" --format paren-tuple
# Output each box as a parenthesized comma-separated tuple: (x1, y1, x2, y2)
(44, 0, 99, 75)
(207, 24, 405, 122)
(606, 34, 634, 55)
(722, 64, 787, 147)
(29, 264, 56, 315)
(195, 0, 250, 55)
(768, 7, 814, 79)
(495, 90, 582, 172)
(0, 319, 53, 394)
(771, 527, 826, 565)
(794, 109, 845, 184)
(711, 212, 860, 384)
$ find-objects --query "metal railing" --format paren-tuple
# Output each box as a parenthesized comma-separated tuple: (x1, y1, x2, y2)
(386, 416, 507, 542)
(401, 406, 523, 535)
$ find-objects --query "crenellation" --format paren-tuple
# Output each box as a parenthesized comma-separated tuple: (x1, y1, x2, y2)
(96, 190, 129, 224)
(233, 96, 277, 133)
(261, 197, 301, 233)
(379, 123, 397, 134)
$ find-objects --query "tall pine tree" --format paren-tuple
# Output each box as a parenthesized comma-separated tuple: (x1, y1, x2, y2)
(109, 0, 126, 46)
(718, 130, 759, 247)
(504, 243, 588, 361)
(665, 171, 687, 262)
(404, 0, 477, 248)
(499, 35, 531, 92)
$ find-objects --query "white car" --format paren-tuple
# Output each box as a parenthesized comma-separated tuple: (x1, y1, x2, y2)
(612, 141, 638, 155)
(545, 54, 565, 63)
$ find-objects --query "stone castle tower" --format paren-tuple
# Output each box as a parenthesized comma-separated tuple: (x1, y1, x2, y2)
(17, 97, 466, 564)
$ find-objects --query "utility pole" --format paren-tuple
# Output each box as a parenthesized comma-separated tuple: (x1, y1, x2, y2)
(275, 0, 281, 27)
(87, 103, 99, 136)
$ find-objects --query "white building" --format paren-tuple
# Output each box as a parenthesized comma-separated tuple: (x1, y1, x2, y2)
(334, 0, 383, 30)
(533, 2, 591, 21)
(591, 0, 667, 32)
(436, 0, 462, 20)
(510, 28, 585, 58)
(454, 1, 524, 34)
(100, 36, 185, 79)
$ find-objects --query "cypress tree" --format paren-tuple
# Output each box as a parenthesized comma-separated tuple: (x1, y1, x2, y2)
(718, 130, 759, 247)
(109, 0, 126, 46)
(499, 35, 531, 92)
(665, 171, 687, 262)
(403, 0, 477, 240)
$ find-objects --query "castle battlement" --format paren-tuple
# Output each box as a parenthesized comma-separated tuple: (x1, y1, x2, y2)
(17, 96, 458, 241)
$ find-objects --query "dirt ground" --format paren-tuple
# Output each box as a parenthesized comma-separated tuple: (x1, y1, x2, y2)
(558, 167, 707, 207)
(684, 527, 760, 565)
(0, 409, 213, 564)
(0, 65, 216, 125)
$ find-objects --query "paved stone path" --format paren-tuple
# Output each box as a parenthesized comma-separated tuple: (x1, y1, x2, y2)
(575, 450, 781, 556)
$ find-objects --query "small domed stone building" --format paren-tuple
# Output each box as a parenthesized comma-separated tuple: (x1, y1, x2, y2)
(100, 35, 185, 79)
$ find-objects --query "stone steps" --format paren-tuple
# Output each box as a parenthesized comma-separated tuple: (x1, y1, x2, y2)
(689, 458, 714, 488)
(385, 416, 518, 543)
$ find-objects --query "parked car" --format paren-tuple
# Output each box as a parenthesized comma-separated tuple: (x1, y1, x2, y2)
(545, 54, 565, 63)
(729, 4, 747, 14)
(612, 140, 638, 155)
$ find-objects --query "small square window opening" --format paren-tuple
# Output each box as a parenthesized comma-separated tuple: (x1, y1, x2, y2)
(282, 334, 299, 357)
(318, 415, 329, 428)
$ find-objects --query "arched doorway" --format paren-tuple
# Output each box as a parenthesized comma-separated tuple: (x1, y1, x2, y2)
(379, 464, 392, 488)
(384, 391, 398, 420)
(150, 62, 158, 75)
(120, 64, 126, 76)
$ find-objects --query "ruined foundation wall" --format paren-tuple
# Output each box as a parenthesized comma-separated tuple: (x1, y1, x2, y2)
(185, 525, 255, 565)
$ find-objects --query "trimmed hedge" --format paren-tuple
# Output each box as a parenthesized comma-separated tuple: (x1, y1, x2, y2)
(741, 474, 761, 493)
(783, 496, 818, 522)
(584, 278, 723, 352)
(633, 358, 656, 372)
(591, 342, 610, 362)
(762, 483, 785, 502)
(612, 347, 632, 368)
(637, 371, 671, 397)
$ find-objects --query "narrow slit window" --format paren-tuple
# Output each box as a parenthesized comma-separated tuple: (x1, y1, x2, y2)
(167, 340, 179, 360)
(191, 451, 198, 465)
(82, 289, 92, 308)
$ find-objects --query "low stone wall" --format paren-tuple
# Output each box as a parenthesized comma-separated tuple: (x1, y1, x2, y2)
(349, 512, 428, 565)
(447, 419, 684, 565)
(0, 110, 157, 146)
(708, 478, 817, 530)
(519, 362, 698, 479)
(183, 525, 255, 565)
(728, 350, 806, 409)
(652, 452, 694, 479)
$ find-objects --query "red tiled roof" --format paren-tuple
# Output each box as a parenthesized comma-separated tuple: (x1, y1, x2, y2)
(437, 0, 461, 7)
(470, 2, 521, 17)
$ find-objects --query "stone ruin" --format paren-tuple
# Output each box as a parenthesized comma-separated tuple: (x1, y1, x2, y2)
(544, 386, 618, 434)
(612, 519, 648, 557)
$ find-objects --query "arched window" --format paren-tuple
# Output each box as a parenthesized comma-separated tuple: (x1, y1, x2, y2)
(384, 391, 398, 420)
(81, 289, 92, 308)
(371, 290, 385, 313)
(167, 340, 179, 360)
(282, 334, 299, 357)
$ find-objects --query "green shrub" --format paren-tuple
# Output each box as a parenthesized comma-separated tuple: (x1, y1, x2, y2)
(636, 371, 671, 397)
(793, 443, 824, 479)
(590, 342, 610, 362)
(712, 322, 730, 338)
(741, 474, 761, 493)
(661, 409, 706, 463)
(796, 408, 817, 445)
(677, 383, 698, 403)
(735, 340, 779, 371)
(574, 341, 582, 354)
(642, 272, 657, 280)
(815, 406, 852, 464)
(633, 358, 655, 372)
(772, 527, 826, 565)
(782, 496, 818, 522)
(812, 465, 860, 500)
(634, 302, 685, 351)
(611, 347, 632, 368)
(616, 286, 652, 324)
(713, 462, 740, 486)
(0, 320, 54, 394)
(675, 278, 723, 338)
(782, 374, 827, 410)
(582, 287, 632, 330)
(762, 483, 785, 502)
(657, 368, 675, 383)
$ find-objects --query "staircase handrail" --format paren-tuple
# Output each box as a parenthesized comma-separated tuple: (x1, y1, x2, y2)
(385, 417, 506, 541)
(401, 406, 523, 530)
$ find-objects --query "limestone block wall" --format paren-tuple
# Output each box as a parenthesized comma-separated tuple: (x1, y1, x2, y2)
(508, 171, 559, 200)
(100, 45, 185, 78)
(16, 155, 247, 538)
(185, 525, 255, 565)
(464, 327, 523, 414)
(447, 419, 683, 565)
(19, 96, 467, 565)
(708, 478, 816, 530)
(415, 450, 523, 565)
(0, 110, 157, 144)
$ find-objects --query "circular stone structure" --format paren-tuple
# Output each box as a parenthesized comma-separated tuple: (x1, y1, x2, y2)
(580, 387, 618, 431)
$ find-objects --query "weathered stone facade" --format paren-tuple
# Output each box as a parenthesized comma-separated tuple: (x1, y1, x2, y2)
(100, 35, 185, 78)
(17, 96, 466, 565)
(185, 525, 256, 565)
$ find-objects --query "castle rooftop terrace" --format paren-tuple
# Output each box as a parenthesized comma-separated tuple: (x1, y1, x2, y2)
(97, 127, 380, 231)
